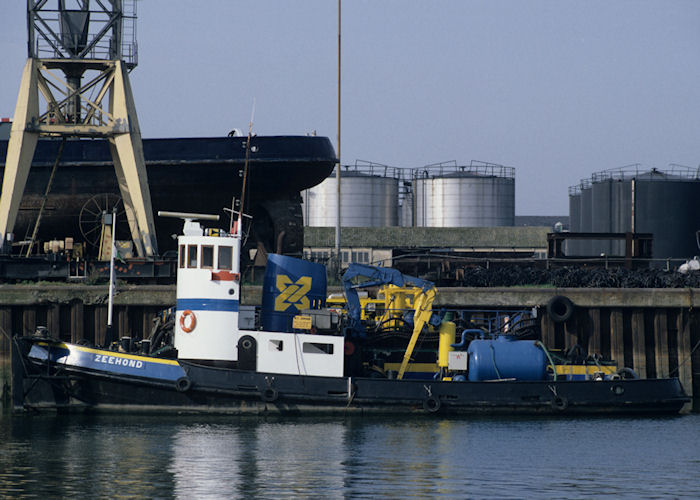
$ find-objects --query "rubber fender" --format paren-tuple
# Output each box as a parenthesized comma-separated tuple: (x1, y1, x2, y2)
(175, 377, 192, 392)
(617, 367, 638, 379)
(551, 396, 568, 411)
(261, 387, 279, 402)
(546, 295, 575, 323)
(423, 396, 441, 413)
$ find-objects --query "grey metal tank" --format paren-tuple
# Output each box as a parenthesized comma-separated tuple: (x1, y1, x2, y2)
(591, 176, 614, 255)
(302, 161, 400, 227)
(567, 186, 581, 255)
(399, 179, 414, 227)
(578, 180, 593, 256)
(412, 161, 515, 227)
(569, 164, 700, 261)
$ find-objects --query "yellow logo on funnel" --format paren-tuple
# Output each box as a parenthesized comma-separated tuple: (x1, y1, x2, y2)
(275, 275, 311, 311)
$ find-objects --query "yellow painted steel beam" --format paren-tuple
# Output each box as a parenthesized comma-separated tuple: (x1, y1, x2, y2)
(0, 58, 157, 257)
(0, 59, 40, 250)
(108, 61, 158, 256)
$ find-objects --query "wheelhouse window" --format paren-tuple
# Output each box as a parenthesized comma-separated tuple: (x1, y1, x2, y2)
(218, 245, 232, 270)
(187, 245, 198, 268)
(201, 245, 214, 269)
(179, 245, 186, 268)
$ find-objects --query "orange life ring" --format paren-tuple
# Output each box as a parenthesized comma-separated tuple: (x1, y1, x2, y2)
(180, 310, 196, 333)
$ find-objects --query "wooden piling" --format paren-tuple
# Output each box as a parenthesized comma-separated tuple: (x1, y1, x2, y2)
(0, 307, 11, 356)
(676, 310, 694, 403)
(70, 301, 84, 343)
(654, 309, 669, 378)
(631, 309, 646, 377)
(588, 308, 601, 357)
(610, 308, 625, 370)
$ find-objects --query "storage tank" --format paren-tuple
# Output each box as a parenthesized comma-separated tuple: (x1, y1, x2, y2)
(610, 178, 632, 255)
(578, 181, 593, 256)
(412, 161, 515, 227)
(302, 162, 400, 227)
(567, 186, 581, 255)
(399, 180, 414, 227)
(466, 336, 547, 381)
(591, 176, 613, 256)
(568, 165, 700, 261)
(633, 167, 700, 260)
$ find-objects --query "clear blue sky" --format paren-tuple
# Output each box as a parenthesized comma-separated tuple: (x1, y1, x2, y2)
(1, 0, 699, 215)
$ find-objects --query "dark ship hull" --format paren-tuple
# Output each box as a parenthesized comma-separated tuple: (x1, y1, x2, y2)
(11, 338, 690, 415)
(0, 135, 336, 256)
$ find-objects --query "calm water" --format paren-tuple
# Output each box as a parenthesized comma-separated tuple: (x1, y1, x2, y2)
(0, 411, 699, 499)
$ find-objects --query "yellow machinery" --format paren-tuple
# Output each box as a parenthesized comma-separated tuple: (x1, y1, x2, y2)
(338, 263, 441, 380)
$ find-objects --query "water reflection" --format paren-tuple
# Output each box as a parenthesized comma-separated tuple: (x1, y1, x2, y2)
(1, 413, 699, 498)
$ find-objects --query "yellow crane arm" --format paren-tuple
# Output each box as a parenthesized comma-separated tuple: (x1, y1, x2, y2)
(397, 286, 436, 380)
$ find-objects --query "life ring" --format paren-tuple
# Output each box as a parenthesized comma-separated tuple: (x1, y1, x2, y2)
(546, 295, 575, 323)
(261, 387, 279, 402)
(175, 376, 192, 392)
(344, 341, 355, 356)
(551, 396, 568, 411)
(180, 310, 196, 333)
(423, 396, 441, 413)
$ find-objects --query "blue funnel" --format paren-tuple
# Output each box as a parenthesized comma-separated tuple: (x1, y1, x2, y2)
(261, 254, 327, 332)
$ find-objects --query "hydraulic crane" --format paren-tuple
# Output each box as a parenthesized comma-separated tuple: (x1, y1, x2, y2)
(341, 263, 437, 379)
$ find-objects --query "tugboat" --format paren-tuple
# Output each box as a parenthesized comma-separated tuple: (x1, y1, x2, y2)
(10, 211, 690, 414)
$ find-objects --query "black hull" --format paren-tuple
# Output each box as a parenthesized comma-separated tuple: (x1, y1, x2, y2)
(12, 339, 690, 416)
(0, 136, 336, 255)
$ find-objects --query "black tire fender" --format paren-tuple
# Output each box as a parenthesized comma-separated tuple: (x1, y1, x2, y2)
(551, 396, 568, 411)
(547, 295, 575, 323)
(261, 387, 279, 402)
(617, 367, 638, 380)
(423, 396, 441, 413)
(175, 376, 192, 392)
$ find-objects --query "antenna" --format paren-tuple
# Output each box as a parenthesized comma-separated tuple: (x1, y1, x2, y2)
(237, 99, 256, 236)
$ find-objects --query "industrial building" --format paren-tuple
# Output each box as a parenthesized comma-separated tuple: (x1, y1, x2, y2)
(303, 226, 550, 269)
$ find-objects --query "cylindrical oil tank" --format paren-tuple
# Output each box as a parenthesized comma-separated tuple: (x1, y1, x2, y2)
(591, 178, 613, 256)
(578, 182, 593, 256)
(466, 336, 547, 381)
(610, 178, 632, 255)
(413, 162, 515, 227)
(569, 165, 700, 261)
(399, 180, 414, 227)
(567, 187, 581, 255)
(633, 168, 700, 259)
(302, 163, 400, 227)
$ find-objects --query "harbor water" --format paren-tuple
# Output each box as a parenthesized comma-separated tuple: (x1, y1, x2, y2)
(1, 411, 699, 498)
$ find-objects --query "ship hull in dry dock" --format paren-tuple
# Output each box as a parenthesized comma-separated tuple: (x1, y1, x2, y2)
(12, 338, 689, 415)
(0, 135, 335, 256)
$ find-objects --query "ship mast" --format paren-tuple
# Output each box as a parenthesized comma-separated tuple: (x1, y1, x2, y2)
(236, 100, 256, 237)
